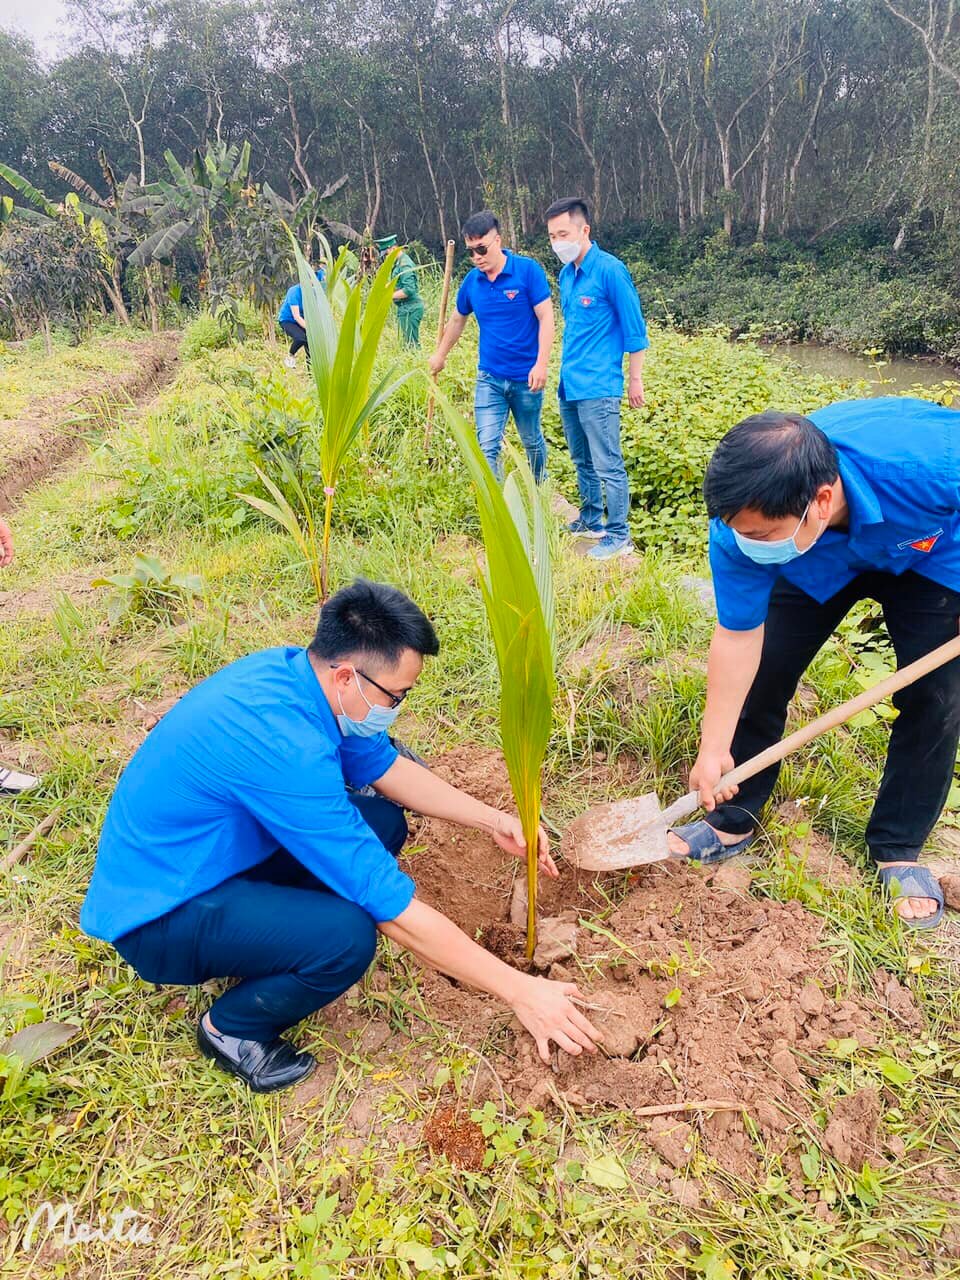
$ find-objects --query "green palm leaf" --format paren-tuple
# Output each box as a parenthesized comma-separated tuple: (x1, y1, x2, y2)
(436, 389, 557, 957)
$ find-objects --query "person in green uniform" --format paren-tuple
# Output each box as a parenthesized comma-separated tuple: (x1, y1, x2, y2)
(375, 234, 425, 347)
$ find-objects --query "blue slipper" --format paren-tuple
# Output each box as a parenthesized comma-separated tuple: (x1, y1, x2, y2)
(669, 819, 754, 864)
(877, 863, 944, 930)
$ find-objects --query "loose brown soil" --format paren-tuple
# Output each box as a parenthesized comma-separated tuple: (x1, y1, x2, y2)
(397, 747, 929, 1185)
(0, 332, 180, 511)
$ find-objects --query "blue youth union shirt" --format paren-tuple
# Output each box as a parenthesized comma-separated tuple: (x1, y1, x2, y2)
(455, 250, 551, 382)
(79, 647, 415, 943)
(557, 242, 648, 401)
(709, 396, 960, 631)
(278, 271, 325, 323)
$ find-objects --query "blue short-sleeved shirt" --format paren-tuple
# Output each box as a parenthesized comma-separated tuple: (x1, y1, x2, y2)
(79, 647, 415, 943)
(455, 251, 552, 382)
(709, 396, 960, 631)
(557, 243, 648, 401)
(278, 271, 325, 324)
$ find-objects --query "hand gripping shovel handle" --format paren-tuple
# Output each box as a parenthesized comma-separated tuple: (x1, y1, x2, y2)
(659, 630, 960, 829)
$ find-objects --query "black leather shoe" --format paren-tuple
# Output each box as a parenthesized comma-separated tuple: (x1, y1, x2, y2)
(196, 1018, 317, 1093)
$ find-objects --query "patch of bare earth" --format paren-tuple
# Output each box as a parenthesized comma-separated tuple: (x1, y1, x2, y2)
(378, 747, 939, 1198)
(0, 332, 180, 512)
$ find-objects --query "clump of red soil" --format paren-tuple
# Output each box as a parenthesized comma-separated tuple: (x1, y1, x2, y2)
(401, 748, 923, 1183)
(423, 1105, 487, 1171)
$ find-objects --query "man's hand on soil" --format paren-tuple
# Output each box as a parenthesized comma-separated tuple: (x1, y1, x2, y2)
(510, 976, 602, 1062)
(489, 811, 558, 878)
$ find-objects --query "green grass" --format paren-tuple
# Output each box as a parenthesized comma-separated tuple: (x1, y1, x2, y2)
(1, 321, 959, 1278)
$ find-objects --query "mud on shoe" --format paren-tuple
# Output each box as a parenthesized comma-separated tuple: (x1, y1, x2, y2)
(197, 1013, 316, 1093)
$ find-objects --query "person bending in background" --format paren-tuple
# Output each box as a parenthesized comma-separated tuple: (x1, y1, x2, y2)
(277, 267, 325, 367)
(0, 515, 42, 797)
(80, 579, 601, 1092)
(429, 210, 554, 481)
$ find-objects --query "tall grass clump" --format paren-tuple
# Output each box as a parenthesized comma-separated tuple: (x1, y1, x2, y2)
(439, 390, 556, 958)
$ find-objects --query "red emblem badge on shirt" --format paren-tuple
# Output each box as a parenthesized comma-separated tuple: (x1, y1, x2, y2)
(580, 296, 594, 307)
(504, 290, 518, 300)
(897, 529, 943, 553)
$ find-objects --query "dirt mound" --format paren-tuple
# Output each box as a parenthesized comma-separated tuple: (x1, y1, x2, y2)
(0, 333, 180, 511)
(399, 748, 921, 1183)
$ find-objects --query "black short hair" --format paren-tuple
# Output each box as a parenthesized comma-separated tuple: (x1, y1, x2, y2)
(309, 579, 439, 668)
(462, 210, 499, 239)
(544, 196, 590, 224)
(704, 411, 840, 521)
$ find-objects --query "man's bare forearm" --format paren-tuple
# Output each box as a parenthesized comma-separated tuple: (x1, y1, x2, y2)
(701, 623, 764, 753)
(435, 312, 468, 361)
(379, 898, 521, 1002)
(374, 755, 498, 832)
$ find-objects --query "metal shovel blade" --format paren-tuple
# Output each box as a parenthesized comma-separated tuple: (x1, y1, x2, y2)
(561, 793, 675, 872)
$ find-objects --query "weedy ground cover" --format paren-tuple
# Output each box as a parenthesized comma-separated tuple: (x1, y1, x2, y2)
(1, 316, 959, 1278)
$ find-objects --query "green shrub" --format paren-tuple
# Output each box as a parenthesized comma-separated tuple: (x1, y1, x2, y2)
(181, 311, 232, 359)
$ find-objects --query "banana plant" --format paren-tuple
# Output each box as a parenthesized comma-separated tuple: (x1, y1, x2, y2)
(437, 392, 557, 958)
(243, 234, 410, 600)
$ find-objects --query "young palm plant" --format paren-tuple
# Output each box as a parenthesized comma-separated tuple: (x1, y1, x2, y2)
(241, 236, 409, 600)
(438, 392, 557, 958)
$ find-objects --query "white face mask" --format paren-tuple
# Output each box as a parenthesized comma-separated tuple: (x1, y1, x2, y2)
(551, 238, 582, 265)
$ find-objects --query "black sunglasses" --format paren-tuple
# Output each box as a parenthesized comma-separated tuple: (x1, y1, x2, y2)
(331, 663, 409, 709)
(466, 242, 492, 257)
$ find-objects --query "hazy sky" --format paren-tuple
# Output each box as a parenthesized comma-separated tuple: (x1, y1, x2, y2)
(2, 0, 70, 56)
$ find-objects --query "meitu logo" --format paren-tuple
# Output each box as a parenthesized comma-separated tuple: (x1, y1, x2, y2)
(21, 1202, 155, 1251)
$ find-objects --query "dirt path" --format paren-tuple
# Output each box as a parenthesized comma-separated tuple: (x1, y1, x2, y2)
(0, 332, 180, 512)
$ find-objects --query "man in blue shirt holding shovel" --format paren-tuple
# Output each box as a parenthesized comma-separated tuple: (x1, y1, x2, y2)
(546, 197, 648, 561)
(667, 397, 960, 929)
(429, 210, 554, 481)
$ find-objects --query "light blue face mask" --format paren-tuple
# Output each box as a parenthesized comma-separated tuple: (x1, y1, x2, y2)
(732, 503, 823, 565)
(337, 669, 400, 738)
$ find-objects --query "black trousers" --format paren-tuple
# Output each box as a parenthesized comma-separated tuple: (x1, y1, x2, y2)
(113, 795, 406, 1041)
(708, 571, 960, 863)
(280, 319, 308, 358)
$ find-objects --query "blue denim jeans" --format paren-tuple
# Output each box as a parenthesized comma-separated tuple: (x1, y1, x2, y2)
(474, 370, 547, 481)
(557, 396, 630, 542)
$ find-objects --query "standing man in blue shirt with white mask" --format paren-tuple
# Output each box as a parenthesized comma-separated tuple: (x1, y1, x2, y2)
(546, 197, 648, 561)
(666, 398, 960, 929)
(429, 211, 554, 480)
(81, 579, 601, 1092)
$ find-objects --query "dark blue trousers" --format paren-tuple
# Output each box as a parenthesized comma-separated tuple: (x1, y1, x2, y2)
(113, 795, 407, 1040)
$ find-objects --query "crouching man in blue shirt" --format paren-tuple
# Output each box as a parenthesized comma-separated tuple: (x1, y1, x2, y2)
(429, 210, 554, 481)
(546, 197, 648, 561)
(277, 267, 325, 367)
(667, 398, 960, 929)
(80, 580, 601, 1092)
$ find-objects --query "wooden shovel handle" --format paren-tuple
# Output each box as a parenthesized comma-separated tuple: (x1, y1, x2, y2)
(660, 630, 960, 828)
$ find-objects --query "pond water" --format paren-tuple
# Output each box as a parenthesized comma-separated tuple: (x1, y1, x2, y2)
(769, 341, 958, 393)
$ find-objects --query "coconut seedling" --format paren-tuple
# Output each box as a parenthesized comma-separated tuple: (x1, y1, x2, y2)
(438, 392, 556, 958)
(242, 235, 410, 600)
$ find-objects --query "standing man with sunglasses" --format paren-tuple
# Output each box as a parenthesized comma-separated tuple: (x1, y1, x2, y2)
(429, 211, 554, 481)
(80, 579, 601, 1092)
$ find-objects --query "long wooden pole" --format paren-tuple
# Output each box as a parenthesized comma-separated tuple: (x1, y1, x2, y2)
(424, 239, 456, 452)
(1, 807, 62, 876)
